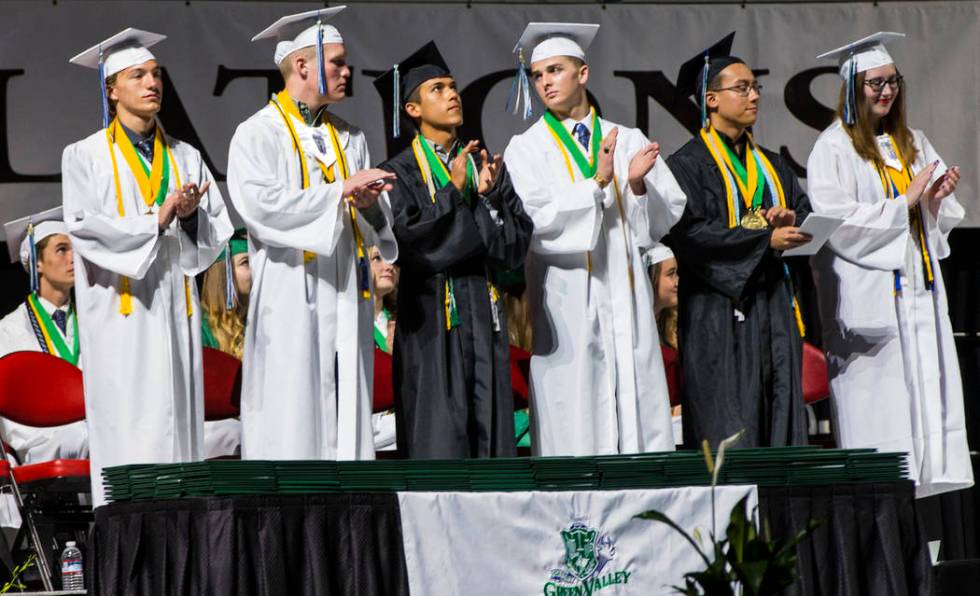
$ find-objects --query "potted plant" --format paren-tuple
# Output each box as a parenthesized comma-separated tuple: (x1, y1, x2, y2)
(636, 431, 820, 595)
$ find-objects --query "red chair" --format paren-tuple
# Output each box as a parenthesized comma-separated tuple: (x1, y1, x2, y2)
(0, 351, 90, 591)
(510, 345, 531, 410)
(202, 347, 242, 421)
(374, 348, 394, 413)
(660, 345, 682, 408)
(802, 342, 830, 405)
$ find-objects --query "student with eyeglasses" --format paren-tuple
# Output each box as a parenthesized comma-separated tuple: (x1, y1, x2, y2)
(666, 36, 813, 448)
(807, 33, 971, 499)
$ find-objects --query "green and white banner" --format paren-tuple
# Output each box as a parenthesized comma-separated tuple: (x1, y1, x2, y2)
(397, 485, 758, 595)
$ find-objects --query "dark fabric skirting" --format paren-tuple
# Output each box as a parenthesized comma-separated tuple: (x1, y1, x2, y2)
(761, 482, 931, 596)
(89, 494, 409, 596)
(89, 483, 929, 596)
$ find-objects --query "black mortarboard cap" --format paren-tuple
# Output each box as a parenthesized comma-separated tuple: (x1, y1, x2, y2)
(373, 41, 452, 138)
(675, 32, 737, 102)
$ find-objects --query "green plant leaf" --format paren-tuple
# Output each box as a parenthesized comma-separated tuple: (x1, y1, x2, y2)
(672, 578, 700, 595)
(636, 510, 712, 567)
(687, 570, 737, 595)
(736, 560, 769, 594)
(726, 495, 752, 562)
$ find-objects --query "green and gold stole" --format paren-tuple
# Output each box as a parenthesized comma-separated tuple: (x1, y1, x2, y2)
(699, 126, 806, 336)
(25, 294, 80, 365)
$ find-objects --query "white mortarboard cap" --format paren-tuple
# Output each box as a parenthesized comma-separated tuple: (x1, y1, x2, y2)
(68, 28, 166, 78)
(643, 243, 675, 269)
(514, 23, 600, 65)
(252, 6, 346, 66)
(3, 206, 67, 274)
(816, 31, 905, 79)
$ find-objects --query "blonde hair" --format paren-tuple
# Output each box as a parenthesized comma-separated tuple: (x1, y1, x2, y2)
(506, 292, 533, 352)
(278, 47, 316, 80)
(200, 259, 247, 359)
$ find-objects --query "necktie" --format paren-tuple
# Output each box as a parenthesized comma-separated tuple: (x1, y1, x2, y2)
(572, 122, 591, 150)
(136, 137, 154, 162)
(52, 309, 67, 334)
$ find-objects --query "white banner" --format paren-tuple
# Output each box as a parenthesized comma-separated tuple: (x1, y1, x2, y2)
(397, 485, 758, 595)
(0, 1, 977, 229)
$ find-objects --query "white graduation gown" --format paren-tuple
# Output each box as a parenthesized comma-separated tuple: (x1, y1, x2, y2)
(227, 105, 397, 461)
(62, 129, 233, 507)
(807, 121, 973, 498)
(504, 116, 686, 456)
(0, 301, 88, 464)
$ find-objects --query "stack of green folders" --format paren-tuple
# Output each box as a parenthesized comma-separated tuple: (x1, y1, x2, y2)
(103, 447, 908, 503)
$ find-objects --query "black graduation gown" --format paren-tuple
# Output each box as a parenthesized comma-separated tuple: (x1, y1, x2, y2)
(381, 146, 534, 459)
(666, 133, 811, 448)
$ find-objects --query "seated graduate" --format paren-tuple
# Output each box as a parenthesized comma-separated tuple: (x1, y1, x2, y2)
(666, 34, 813, 447)
(373, 42, 534, 459)
(644, 242, 682, 446)
(647, 242, 679, 351)
(200, 229, 250, 359)
(197, 229, 254, 459)
(0, 207, 88, 463)
(370, 245, 398, 451)
(370, 246, 398, 356)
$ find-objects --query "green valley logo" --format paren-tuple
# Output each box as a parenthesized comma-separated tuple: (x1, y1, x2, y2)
(543, 521, 631, 595)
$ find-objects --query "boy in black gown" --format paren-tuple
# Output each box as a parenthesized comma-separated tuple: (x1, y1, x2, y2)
(374, 42, 533, 458)
(666, 37, 813, 447)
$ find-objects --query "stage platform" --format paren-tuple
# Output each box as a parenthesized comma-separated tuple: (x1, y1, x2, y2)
(85, 449, 931, 595)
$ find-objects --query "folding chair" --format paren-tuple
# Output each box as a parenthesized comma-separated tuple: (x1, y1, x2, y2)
(660, 344, 682, 409)
(510, 345, 531, 411)
(802, 342, 830, 405)
(802, 341, 834, 446)
(202, 347, 242, 421)
(0, 351, 90, 591)
(373, 347, 394, 414)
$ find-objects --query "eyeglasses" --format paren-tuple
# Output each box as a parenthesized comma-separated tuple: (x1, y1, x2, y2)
(711, 82, 763, 97)
(864, 76, 903, 93)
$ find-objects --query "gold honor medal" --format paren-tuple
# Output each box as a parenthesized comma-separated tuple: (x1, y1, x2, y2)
(740, 208, 769, 230)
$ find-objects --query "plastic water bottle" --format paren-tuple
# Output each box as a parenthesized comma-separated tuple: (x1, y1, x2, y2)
(60, 541, 84, 590)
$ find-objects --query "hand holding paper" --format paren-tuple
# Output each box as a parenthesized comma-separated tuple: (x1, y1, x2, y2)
(781, 213, 844, 257)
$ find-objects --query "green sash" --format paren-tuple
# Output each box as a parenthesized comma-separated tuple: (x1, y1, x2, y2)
(417, 136, 477, 203)
(718, 137, 766, 212)
(542, 108, 602, 178)
(26, 293, 80, 366)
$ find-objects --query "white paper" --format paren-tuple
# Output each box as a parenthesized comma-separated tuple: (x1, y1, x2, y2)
(781, 213, 844, 257)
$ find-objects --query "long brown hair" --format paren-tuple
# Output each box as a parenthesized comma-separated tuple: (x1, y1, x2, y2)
(651, 261, 678, 350)
(200, 259, 247, 359)
(835, 70, 917, 169)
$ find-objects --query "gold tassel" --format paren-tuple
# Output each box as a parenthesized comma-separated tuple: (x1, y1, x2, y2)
(119, 277, 133, 315)
(792, 296, 806, 338)
(184, 276, 193, 317)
